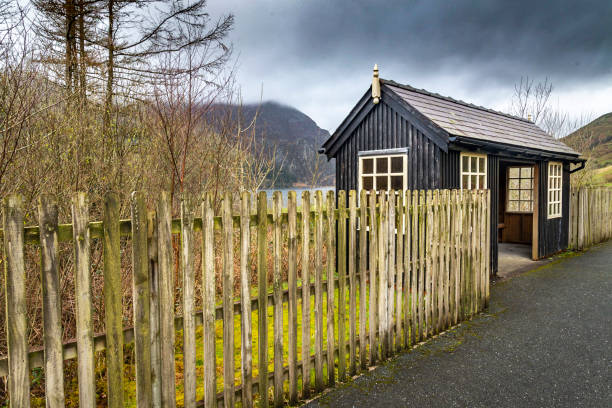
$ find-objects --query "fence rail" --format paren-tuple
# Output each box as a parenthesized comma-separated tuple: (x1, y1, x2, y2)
(569, 187, 612, 250)
(1, 189, 490, 407)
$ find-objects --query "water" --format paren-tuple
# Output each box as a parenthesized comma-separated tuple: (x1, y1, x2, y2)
(258, 186, 335, 207)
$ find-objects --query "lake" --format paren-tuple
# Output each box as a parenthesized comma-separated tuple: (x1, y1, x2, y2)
(259, 186, 335, 207)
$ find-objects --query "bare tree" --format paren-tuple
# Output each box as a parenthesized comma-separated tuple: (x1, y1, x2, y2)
(0, 4, 59, 198)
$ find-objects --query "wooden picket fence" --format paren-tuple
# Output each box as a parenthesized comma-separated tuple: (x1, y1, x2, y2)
(569, 187, 612, 250)
(1, 188, 490, 408)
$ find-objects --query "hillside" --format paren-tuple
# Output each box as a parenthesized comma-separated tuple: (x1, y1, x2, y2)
(212, 102, 335, 188)
(562, 112, 612, 167)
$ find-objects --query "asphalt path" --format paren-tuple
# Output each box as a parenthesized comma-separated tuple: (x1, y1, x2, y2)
(304, 241, 612, 408)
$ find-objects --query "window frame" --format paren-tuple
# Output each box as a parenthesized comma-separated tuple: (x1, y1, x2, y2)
(460, 152, 487, 190)
(506, 166, 534, 214)
(358, 148, 408, 193)
(547, 162, 563, 219)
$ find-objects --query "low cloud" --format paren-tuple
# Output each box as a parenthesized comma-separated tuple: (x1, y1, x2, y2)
(208, 0, 612, 130)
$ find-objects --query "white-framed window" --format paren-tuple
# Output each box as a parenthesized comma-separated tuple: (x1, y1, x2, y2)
(547, 162, 562, 219)
(507, 166, 534, 213)
(460, 152, 487, 189)
(358, 148, 407, 192)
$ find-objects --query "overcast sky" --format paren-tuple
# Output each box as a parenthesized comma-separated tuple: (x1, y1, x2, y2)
(207, 0, 612, 133)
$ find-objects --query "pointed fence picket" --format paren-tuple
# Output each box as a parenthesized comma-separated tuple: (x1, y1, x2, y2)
(0, 189, 492, 407)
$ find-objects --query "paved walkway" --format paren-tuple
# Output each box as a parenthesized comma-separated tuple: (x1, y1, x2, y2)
(304, 241, 612, 408)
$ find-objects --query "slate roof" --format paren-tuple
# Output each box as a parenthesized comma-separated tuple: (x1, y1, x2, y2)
(382, 79, 579, 156)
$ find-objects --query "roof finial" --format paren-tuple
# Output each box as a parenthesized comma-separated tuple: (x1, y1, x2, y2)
(372, 64, 381, 104)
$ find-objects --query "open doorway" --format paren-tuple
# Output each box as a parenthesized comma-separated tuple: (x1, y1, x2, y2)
(497, 161, 544, 277)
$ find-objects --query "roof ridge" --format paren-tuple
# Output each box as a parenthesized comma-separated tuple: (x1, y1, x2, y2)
(380, 79, 533, 124)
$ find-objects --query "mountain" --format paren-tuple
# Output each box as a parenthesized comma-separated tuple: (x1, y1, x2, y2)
(214, 101, 335, 188)
(562, 112, 612, 167)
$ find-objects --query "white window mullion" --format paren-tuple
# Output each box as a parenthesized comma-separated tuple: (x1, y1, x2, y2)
(460, 152, 487, 190)
(547, 162, 562, 219)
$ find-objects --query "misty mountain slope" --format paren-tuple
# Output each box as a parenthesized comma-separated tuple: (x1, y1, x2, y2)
(215, 101, 335, 187)
(562, 112, 612, 167)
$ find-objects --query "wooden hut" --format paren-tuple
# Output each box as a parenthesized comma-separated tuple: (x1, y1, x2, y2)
(320, 66, 584, 274)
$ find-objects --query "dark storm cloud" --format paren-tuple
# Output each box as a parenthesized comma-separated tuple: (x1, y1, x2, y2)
(286, 0, 612, 84)
(207, 0, 612, 130)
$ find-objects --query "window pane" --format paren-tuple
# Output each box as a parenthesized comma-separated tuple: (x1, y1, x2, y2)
(376, 175, 388, 190)
(479, 175, 485, 189)
(520, 178, 532, 189)
(376, 157, 388, 173)
(391, 157, 403, 173)
(520, 201, 532, 212)
(471, 175, 477, 189)
(509, 190, 519, 200)
(509, 167, 519, 178)
(462, 175, 469, 189)
(508, 201, 519, 211)
(391, 175, 403, 190)
(462, 156, 469, 172)
(362, 176, 373, 191)
(509, 179, 519, 189)
(363, 158, 373, 174)
(471, 156, 477, 172)
(522, 167, 532, 178)
(520, 190, 531, 200)
(479, 157, 485, 173)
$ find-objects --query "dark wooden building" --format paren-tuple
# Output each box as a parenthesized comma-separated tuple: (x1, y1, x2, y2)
(320, 66, 584, 273)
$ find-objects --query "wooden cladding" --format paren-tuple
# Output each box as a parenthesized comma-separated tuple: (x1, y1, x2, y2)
(1, 189, 490, 407)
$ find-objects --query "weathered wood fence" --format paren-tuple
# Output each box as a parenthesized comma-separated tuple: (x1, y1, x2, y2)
(569, 187, 612, 250)
(1, 189, 490, 407)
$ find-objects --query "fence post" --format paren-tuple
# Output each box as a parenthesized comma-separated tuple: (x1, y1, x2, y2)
(222, 193, 235, 408)
(314, 191, 324, 391)
(444, 190, 452, 328)
(72, 193, 96, 408)
(157, 192, 176, 408)
(368, 190, 378, 363)
(257, 191, 269, 406)
(103, 193, 124, 408)
(130, 192, 152, 408)
(395, 192, 404, 350)
(411, 190, 419, 345)
(358, 190, 368, 370)
(432, 190, 441, 334)
(387, 191, 396, 353)
(337, 190, 347, 381)
(147, 209, 162, 408)
(202, 193, 217, 408)
(348, 190, 358, 375)
(417, 190, 426, 342)
(377, 192, 388, 358)
(287, 191, 298, 404)
(240, 192, 254, 408)
(301, 191, 312, 398)
(425, 190, 433, 338)
(39, 196, 65, 408)
(272, 192, 283, 408)
(326, 190, 336, 386)
(402, 190, 412, 349)
(3, 195, 30, 408)
(181, 197, 196, 408)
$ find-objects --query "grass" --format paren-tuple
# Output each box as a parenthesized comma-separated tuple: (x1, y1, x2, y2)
(56, 274, 465, 407)
(592, 164, 612, 187)
(57, 277, 376, 407)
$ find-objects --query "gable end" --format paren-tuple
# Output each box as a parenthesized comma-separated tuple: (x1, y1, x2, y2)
(322, 86, 450, 159)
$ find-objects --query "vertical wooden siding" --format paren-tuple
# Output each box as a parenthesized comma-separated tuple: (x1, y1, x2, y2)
(332, 100, 499, 274)
(335, 100, 448, 192)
